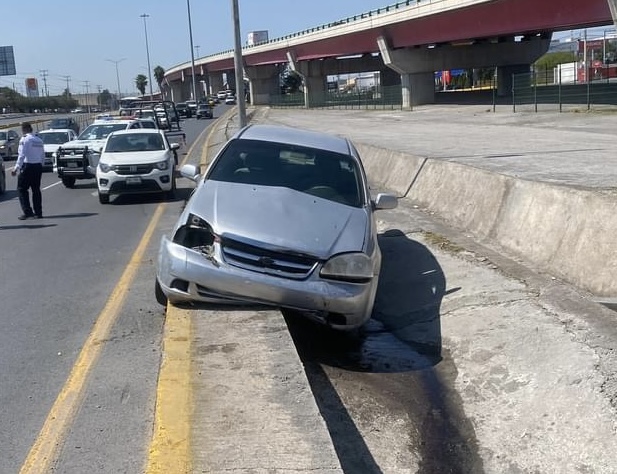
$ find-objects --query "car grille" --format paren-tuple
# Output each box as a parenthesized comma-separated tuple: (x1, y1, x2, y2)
(114, 164, 155, 175)
(221, 238, 318, 280)
(59, 148, 86, 156)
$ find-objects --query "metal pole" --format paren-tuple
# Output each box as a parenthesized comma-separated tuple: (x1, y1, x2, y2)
(140, 13, 154, 99)
(187, 0, 198, 103)
(107, 58, 125, 109)
(231, 0, 247, 128)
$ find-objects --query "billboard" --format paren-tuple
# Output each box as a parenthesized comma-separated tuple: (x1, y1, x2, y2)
(0, 46, 16, 76)
(25, 77, 39, 97)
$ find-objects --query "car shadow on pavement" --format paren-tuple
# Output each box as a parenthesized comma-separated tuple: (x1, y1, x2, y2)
(38, 212, 98, 219)
(0, 189, 18, 202)
(110, 186, 193, 206)
(0, 223, 57, 230)
(286, 228, 446, 374)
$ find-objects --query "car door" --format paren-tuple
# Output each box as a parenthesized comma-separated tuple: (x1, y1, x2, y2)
(8, 130, 19, 150)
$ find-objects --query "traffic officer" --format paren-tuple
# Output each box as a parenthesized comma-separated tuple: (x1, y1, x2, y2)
(11, 122, 45, 219)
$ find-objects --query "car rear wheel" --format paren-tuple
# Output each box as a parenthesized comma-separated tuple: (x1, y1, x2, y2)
(98, 192, 110, 204)
(0, 171, 5, 194)
(155, 279, 168, 306)
(61, 176, 76, 188)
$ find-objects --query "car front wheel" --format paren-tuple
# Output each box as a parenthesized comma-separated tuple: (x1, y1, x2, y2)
(98, 192, 110, 204)
(155, 279, 168, 306)
(61, 176, 76, 188)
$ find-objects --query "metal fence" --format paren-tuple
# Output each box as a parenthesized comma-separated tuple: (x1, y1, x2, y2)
(270, 85, 404, 110)
(512, 68, 617, 112)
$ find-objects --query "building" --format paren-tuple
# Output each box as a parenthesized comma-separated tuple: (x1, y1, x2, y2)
(247, 31, 269, 46)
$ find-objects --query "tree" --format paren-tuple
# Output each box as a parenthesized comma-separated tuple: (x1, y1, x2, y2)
(97, 89, 112, 107)
(535, 52, 577, 70)
(135, 74, 148, 96)
(153, 65, 165, 92)
(281, 68, 302, 94)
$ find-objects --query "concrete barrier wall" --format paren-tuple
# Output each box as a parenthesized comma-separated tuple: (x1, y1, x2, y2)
(355, 142, 617, 297)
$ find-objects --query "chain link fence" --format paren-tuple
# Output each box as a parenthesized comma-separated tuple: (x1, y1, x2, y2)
(270, 85, 403, 110)
(512, 66, 617, 112)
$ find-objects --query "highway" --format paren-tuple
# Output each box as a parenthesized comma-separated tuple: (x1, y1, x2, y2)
(2, 104, 617, 473)
(0, 113, 220, 473)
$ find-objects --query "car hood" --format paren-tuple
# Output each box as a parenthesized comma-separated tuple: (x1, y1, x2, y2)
(62, 139, 105, 150)
(100, 150, 169, 165)
(43, 144, 62, 153)
(186, 181, 368, 259)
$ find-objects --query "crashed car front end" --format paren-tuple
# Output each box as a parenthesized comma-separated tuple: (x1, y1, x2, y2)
(157, 212, 380, 330)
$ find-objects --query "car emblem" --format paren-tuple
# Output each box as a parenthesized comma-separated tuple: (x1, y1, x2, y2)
(258, 256, 274, 267)
(129, 165, 137, 172)
(70, 151, 75, 155)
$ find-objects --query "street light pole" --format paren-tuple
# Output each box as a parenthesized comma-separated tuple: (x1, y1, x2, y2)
(106, 58, 126, 109)
(231, 0, 247, 127)
(187, 0, 199, 103)
(140, 13, 154, 99)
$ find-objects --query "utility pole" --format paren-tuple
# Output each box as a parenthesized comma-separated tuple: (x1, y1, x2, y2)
(140, 13, 154, 99)
(187, 0, 198, 103)
(82, 80, 91, 113)
(39, 69, 49, 96)
(106, 58, 125, 109)
(60, 75, 71, 95)
(231, 0, 247, 127)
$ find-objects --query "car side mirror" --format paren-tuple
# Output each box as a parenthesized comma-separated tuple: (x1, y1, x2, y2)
(180, 164, 201, 182)
(170, 143, 180, 150)
(373, 193, 398, 210)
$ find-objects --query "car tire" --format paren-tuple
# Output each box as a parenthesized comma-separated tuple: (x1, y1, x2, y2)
(98, 192, 110, 204)
(155, 278, 168, 307)
(0, 171, 5, 194)
(61, 176, 76, 188)
(165, 176, 176, 200)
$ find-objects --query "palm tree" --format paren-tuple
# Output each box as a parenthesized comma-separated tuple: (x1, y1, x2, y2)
(135, 74, 148, 96)
(153, 66, 165, 93)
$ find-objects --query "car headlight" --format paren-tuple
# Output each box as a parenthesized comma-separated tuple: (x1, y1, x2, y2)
(155, 160, 169, 170)
(98, 162, 112, 173)
(320, 252, 373, 283)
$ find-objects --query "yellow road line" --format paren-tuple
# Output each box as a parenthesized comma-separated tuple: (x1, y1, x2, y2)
(19, 118, 215, 474)
(145, 117, 223, 474)
(19, 203, 167, 474)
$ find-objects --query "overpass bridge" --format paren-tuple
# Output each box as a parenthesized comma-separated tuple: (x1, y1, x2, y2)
(163, 0, 617, 108)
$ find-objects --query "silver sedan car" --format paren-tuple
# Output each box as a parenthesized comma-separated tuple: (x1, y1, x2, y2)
(155, 124, 397, 330)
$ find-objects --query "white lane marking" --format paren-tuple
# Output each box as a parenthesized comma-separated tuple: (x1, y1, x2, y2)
(42, 181, 62, 191)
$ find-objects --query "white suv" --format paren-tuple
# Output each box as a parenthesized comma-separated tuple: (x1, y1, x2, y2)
(55, 117, 146, 188)
(96, 129, 179, 204)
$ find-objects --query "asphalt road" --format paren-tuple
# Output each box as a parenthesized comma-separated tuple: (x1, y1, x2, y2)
(0, 111, 222, 473)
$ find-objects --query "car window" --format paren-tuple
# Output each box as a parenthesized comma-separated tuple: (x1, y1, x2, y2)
(78, 123, 129, 140)
(39, 132, 71, 144)
(105, 133, 165, 152)
(208, 138, 364, 207)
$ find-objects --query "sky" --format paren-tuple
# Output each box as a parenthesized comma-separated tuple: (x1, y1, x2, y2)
(0, 1, 613, 98)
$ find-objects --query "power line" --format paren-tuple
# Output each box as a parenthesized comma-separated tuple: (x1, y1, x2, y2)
(60, 75, 71, 94)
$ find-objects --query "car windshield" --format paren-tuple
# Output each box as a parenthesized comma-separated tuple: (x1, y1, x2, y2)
(208, 138, 364, 207)
(78, 124, 128, 140)
(105, 133, 165, 153)
(39, 132, 70, 144)
(0, 132, 6, 140)
(50, 119, 70, 127)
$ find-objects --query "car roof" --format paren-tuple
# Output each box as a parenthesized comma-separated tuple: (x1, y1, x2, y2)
(39, 128, 74, 133)
(236, 124, 351, 155)
(110, 129, 163, 136)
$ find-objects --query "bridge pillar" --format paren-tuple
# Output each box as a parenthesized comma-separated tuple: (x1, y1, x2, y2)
(209, 74, 225, 95)
(245, 65, 281, 105)
(607, 0, 617, 27)
(287, 52, 328, 108)
(225, 71, 237, 91)
(497, 65, 531, 96)
(169, 81, 184, 103)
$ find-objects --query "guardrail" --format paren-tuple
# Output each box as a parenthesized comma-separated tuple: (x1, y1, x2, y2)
(0, 113, 95, 133)
(201, 0, 427, 58)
